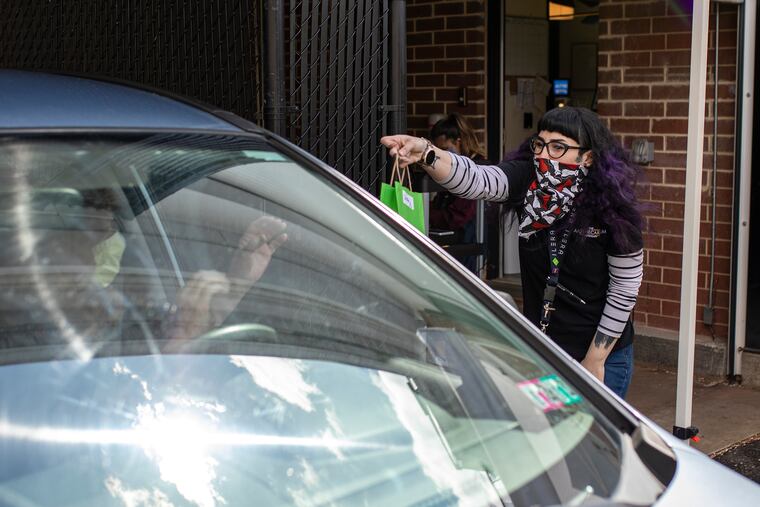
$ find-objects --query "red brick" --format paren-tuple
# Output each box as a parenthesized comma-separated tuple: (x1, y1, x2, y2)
(666, 67, 692, 82)
(653, 16, 691, 34)
(599, 36, 623, 52)
(649, 217, 685, 235)
(664, 169, 686, 185)
(651, 185, 685, 201)
(598, 68, 621, 85)
(655, 152, 687, 168)
(415, 102, 444, 115)
(646, 281, 683, 300)
(434, 60, 464, 73)
(445, 73, 482, 87)
(610, 51, 652, 68)
(415, 74, 444, 87)
(666, 102, 689, 117)
(643, 167, 664, 184)
(652, 50, 691, 66)
(625, 1, 667, 19)
(409, 61, 434, 74)
(624, 67, 665, 83)
(644, 231, 663, 248)
(651, 84, 689, 100)
(466, 30, 484, 43)
(662, 268, 682, 285)
(597, 101, 622, 116)
(415, 46, 441, 60)
(663, 203, 685, 218)
(434, 2, 464, 15)
(446, 44, 484, 59)
(624, 102, 664, 117)
(611, 18, 652, 35)
(665, 136, 688, 151)
(435, 88, 458, 102)
(466, 59, 484, 72)
(625, 34, 666, 51)
(408, 32, 432, 46)
(610, 118, 650, 133)
(446, 15, 484, 30)
(637, 296, 662, 313)
(599, 53, 609, 68)
(647, 315, 679, 330)
(652, 118, 688, 134)
(662, 234, 685, 252)
(466, 1, 485, 14)
(434, 30, 465, 45)
(599, 20, 609, 37)
(599, 4, 623, 19)
(610, 85, 650, 100)
(667, 33, 692, 50)
(416, 17, 444, 31)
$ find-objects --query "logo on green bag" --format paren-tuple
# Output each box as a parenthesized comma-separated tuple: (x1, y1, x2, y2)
(402, 191, 414, 210)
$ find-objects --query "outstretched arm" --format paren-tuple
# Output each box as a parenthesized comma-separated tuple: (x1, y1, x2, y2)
(380, 135, 510, 202)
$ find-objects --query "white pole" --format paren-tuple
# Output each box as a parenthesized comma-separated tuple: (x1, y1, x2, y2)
(733, 0, 757, 378)
(675, 0, 711, 441)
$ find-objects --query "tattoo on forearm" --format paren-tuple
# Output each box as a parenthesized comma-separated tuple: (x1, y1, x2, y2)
(594, 331, 617, 349)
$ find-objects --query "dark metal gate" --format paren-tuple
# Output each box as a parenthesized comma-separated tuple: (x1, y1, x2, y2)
(0, 0, 405, 192)
(266, 0, 404, 191)
(0, 0, 264, 123)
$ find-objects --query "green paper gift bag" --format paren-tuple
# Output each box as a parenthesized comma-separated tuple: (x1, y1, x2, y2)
(379, 155, 426, 234)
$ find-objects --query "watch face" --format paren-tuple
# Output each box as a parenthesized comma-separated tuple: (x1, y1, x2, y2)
(425, 148, 436, 165)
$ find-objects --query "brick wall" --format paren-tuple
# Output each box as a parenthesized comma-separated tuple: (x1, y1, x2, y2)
(597, 0, 738, 339)
(406, 0, 488, 145)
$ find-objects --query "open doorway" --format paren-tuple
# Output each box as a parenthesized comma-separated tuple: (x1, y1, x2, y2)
(495, 0, 599, 285)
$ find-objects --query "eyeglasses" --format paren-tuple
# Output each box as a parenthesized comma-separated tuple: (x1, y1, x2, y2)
(530, 136, 588, 159)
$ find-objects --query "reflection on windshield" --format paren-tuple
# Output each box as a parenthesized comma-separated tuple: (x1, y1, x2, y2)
(373, 371, 504, 506)
(230, 355, 320, 413)
(0, 134, 641, 506)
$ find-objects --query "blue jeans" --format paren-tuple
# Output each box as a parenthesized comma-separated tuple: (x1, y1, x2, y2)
(604, 344, 634, 398)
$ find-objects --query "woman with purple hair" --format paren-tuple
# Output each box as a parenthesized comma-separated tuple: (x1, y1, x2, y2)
(381, 106, 644, 399)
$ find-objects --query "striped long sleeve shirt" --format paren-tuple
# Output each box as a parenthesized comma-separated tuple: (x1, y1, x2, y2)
(439, 153, 643, 341)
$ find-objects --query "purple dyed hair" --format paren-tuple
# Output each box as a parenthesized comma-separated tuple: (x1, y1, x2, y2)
(504, 106, 645, 252)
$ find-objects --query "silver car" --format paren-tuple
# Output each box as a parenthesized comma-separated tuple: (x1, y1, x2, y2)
(0, 70, 757, 506)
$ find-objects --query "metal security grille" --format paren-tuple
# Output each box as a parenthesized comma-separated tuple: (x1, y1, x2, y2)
(283, 0, 392, 191)
(0, 0, 263, 122)
(1, 0, 404, 192)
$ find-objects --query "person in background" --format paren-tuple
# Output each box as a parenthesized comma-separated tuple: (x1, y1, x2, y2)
(427, 113, 487, 274)
(382, 107, 644, 399)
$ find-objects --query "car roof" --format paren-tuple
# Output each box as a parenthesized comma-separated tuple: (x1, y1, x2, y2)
(0, 70, 242, 131)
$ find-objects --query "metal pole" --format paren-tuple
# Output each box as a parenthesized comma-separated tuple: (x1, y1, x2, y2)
(263, 0, 285, 135)
(732, 0, 756, 378)
(390, 0, 407, 134)
(674, 0, 710, 442)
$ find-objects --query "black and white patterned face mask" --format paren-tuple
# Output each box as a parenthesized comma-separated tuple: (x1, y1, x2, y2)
(518, 157, 589, 238)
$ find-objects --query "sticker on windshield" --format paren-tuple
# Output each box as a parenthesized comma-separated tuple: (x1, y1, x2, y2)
(517, 374, 582, 413)
(243, 150, 288, 161)
(402, 190, 414, 210)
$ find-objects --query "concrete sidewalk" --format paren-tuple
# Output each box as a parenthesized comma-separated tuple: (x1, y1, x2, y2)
(627, 362, 760, 455)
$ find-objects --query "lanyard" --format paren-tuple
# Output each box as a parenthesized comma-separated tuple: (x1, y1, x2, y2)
(539, 212, 577, 334)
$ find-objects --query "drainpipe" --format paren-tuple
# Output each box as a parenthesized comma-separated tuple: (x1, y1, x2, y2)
(729, 0, 756, 381)
(389, 0, 407, 135)
(263, 0, 286, 135)
(705, 3, 720, 335)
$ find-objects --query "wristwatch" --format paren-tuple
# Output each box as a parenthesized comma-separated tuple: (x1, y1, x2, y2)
(419, 137, 438, 167)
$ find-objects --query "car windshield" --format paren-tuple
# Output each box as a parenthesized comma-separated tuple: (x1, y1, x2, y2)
(0, 133, 663, 507)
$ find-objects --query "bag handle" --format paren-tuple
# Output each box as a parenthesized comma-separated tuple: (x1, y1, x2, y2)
(389, 154, 414, 190)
